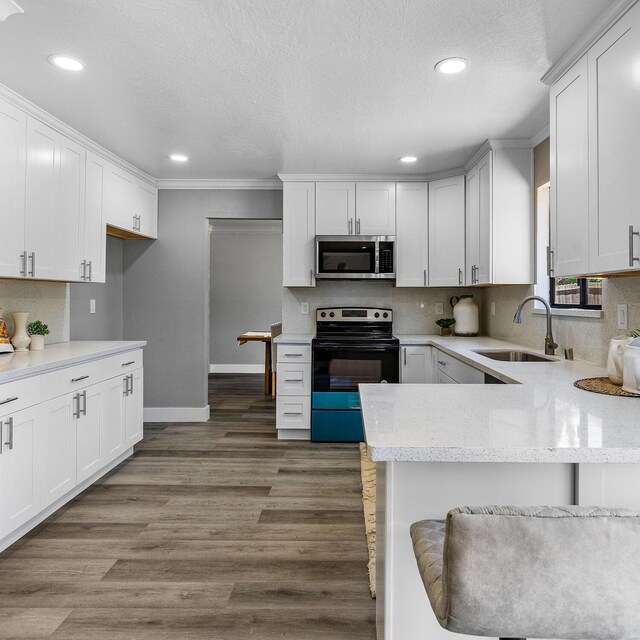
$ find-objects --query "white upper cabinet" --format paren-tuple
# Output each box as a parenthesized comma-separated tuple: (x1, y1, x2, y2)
(283, 182, 316, 287)
(550, 56, 590, 277)
(0, 97, 26, 279)
(588, 3, 640, 273)
(428, 175, 466, 287)
(396, 183, 428, 287)
(355, 182, 396, 235)
(104, 162, 136, 232)
(84, 152, 107, 283)
(136, 179, 158, 239)
(315, 182, 355, 235)
(466, 152, 492, 285)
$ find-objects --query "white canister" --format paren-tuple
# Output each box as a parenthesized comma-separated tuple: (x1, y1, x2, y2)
(607, 335, 633, 385)
(450, 295, 479, 336)
(622, 338, 640, 395)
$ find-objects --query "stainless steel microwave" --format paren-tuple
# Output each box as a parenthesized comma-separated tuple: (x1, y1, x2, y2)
(315, 236, 395, 280)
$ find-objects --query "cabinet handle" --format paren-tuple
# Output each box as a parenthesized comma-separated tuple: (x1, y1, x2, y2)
(547, 246, 555, 276)
(437, 360, 447, 366)
(629, 226, 639, 267)
(423, 269, 427, 287)
(123, 377, 129, 396)
(283, 411, 303, 416)
(19, 252, 27, 276)
(71, 375, 90, 383)
(81, 390, 87, 416)
(310, 269, 313, 285)
(403, 348, 407, 366)
(88, 261, 93, 281)
(284, 378, 303, 383)
(284, 353, 302, 357)
(458, 268, 463, 286)
(73, 393, 81, 419)
(0, 421, 2, 455)
(129, 374, 134, 396)
(0, 396, 18, 406)
(80, 260, 86, 281)
(29, 252, 35, 277)
(348, 218, 353, 235)
(121, 361, 136, 367)
(4, 417, 13, 450)
(356, 218, 361, 235)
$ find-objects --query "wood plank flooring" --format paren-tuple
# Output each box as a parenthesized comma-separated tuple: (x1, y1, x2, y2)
(0, 373, 376, 639)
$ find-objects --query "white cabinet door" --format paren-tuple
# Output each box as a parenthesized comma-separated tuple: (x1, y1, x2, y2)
(283, 182, 316, 287)
(400, 346, 434, 383)
(466, 164, 480, 284)
(57, 136, 85, 282)
(466, 152, 492, 286)
(551, 56, 590, 277)
(428, 175, 466, 287)
(396, 183, 428, 287)
(104, 375, 126, 463)
(125, 369, 143, 447)
(356, 182, 396, 235)
(0, 406, 41, 538)
(25, 117, 59, 280)
(136, 180, 158, 239)
(104, 162, 136, 232)
(0, 97, 26, 279)
(316, 182, 355, 235)
(84, 152, 107, 283)
(40, 394, 76, 508)
(588, 3, 640, 273)
(76, 383, 106, 484)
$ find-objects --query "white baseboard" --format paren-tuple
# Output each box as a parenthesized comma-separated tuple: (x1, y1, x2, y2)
(144, 405, 210, 423)
(209, 364, 264, 374)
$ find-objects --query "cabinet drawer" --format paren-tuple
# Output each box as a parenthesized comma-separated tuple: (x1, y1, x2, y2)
(105, 349, 143, 379)
(277, 344, 312, 363)
(276, 396, 311, 431)
(435, 351, 483, 384)
(276, 363, 311, 396)
(40, 359, 106, 402)
(0, 376, 41, 418)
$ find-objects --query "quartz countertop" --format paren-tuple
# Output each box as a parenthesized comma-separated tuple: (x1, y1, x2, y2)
(361, 336, 640, 464)
(0, 341, 147, 384)
(274, 333, 314, 345)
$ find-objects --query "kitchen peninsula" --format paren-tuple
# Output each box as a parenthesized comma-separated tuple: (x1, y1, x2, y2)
(361, 336, 640, 640)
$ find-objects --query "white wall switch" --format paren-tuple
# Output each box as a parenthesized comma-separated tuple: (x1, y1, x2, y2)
(90, 299, 96, 314)
(300, 302, 309, 315)
(491, 301, 496, 316)
(618, 304, 628, 330)
(435, 303, 444, 315)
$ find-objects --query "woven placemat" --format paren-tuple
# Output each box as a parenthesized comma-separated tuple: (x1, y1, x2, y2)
(574, 377, 640, 397)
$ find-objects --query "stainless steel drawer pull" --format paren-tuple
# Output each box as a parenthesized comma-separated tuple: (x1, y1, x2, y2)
(284, 353, 303, 357)
(283, 411, 303, 416)
(28, 252, 35, 277)
(4, 417, 13, 450)
(81, 390, 87, 416)
(284, 378, 303, 382)
(458, 268, 463, 286)
(20, 252, 27, 276)
(129, 374, 134, 395)
(88, 261, 93, 281)
(73, 393, 81, 419)
(123, 377, 129, 396)
(629, 226, 639, 267)
(403, 348, 407, 366)
(121, 361, 136, 367)
(71, 375, 90, 383)
(437, 360, 447, 366)
(0, 396, 18, 406)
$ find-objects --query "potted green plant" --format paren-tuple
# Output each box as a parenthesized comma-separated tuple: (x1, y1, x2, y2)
(27, 320, 49, 351)
(435, 318, 455, 336)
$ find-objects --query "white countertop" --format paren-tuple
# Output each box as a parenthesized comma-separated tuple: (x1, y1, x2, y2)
(0, 341, 147, 383)
(361, 336, 640, 464)
(274, 333, 314, 344)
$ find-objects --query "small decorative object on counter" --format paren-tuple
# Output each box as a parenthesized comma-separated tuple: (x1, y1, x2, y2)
(0, 309, 13, 353)
(607, 335, 633, 385)
(435, 318, 455, 336)
(622, 337, 640, 395)
(27, 320, 49, 351)
(449, 295, 479, 336)
(10, 311, 30, 352)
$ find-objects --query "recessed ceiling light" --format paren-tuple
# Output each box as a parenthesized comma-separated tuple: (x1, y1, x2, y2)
(435, 57, 468, 74)
(399, 156, 418, 163)
(48, 54, 84, 71)
(0, 0, 23, 22)
(170, 154, 189, 162)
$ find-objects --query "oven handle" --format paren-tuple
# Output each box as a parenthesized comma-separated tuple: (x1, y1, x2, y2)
(313, 344, 398, 351)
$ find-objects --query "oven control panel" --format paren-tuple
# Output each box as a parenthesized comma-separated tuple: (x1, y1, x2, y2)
(316, 307, 392, 322)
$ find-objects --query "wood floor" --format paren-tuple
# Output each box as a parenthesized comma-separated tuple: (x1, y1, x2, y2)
(0, 374, 376, 639)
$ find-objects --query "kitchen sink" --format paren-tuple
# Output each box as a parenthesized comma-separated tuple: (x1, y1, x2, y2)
(473, 350, 557, 363)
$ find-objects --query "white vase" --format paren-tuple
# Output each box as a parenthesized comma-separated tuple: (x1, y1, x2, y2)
(29, 334, 45, 351)
(607, 335, 632, 385)
(10, 312, 30, 352)
(450, 295, 479, 336)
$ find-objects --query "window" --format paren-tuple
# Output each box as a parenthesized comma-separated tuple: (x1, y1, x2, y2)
(535, 181, 602, 311)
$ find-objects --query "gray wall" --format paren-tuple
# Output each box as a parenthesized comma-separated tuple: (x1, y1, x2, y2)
(210, 220, 282, 368)
(70, 236, 124, 341)
(123, 189, 282, 410)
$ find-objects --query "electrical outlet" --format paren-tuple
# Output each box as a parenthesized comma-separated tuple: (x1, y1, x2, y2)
(435, 303, 444, 315)
(491, 301, 496, 317)
(618, 304, 628, 330)
(300, 302, 309, 315)
(90, 299, 96, 314)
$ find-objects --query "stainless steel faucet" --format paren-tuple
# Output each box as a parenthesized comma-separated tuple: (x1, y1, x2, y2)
(513, 296, 558, 356)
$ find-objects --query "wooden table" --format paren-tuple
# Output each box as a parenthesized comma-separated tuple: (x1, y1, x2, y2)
(237, 331, 272, 395)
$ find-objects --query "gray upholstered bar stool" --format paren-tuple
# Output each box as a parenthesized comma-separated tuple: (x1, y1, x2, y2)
(411, 506, 640, 640)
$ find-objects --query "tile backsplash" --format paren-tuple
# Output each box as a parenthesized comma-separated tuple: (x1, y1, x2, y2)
(0, 280, 70, 344)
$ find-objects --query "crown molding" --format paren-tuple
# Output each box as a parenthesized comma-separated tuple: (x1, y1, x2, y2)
(156, 178, 282, 190)
(541, 0, 637, 86)
(423, 166, 465, 182)
(277, 173, 428, 183)
(0, 82, 156, 186)
(530, 124, 550, 148)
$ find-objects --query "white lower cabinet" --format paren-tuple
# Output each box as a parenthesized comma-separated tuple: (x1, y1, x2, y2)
(276, 342, 311, 440)
(0, 406, 41, 538)
(400, 346, 435, 383)
(434, 350, 484, 384)
(0, 349, 144, 550)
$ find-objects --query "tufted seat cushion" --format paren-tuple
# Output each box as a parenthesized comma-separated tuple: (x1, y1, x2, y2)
(410, 506, 640, 639)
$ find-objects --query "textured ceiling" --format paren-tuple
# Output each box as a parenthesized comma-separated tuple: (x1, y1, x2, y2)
(0, 0, 611, 179)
